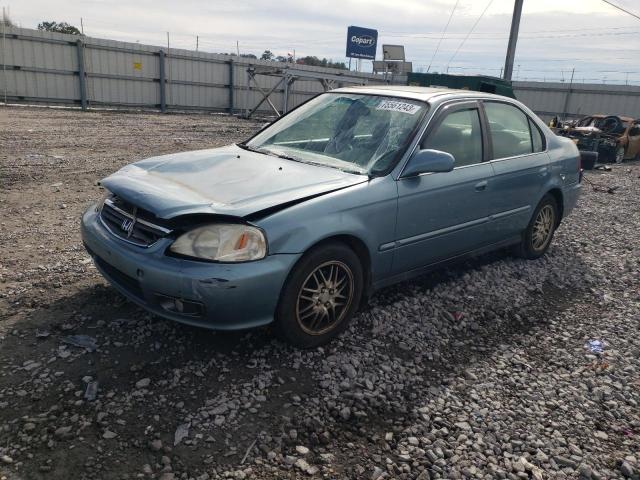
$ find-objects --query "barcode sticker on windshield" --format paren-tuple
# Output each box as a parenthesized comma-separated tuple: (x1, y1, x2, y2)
(376, 100, 420, 115)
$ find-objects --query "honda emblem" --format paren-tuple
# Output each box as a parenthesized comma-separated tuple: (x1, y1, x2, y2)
(121, 218, 135, 238)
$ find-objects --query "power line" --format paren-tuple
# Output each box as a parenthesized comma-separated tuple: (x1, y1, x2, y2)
(427, 0, 460, 72)
(446, 0, 495, 68)
(383, 29, 640, 40)
(601, 0, 640, 21)
(385, 25, 640, 36)
(431, 64, 640, 76)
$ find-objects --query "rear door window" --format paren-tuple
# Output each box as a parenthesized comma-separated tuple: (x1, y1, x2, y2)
(484, 102, 535, 159)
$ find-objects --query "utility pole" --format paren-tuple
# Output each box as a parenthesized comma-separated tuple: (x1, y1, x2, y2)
(166, 32, 170, 108)
(561, 67, 575, 121)
(503, 0, 523, 81)
(80, 17, 84, 35)
(2, 6, 7, 105)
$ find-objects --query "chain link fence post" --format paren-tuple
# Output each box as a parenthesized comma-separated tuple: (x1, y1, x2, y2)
(158, 50, 167, 113)
(76, 39, 87, 110)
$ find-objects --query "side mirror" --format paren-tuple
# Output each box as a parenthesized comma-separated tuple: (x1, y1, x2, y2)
(402, 149, 455, 177)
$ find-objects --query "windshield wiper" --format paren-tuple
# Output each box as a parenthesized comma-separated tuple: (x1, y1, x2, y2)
(237, 143, 299, 161)
(265, 150, 300, 162)
(238, 143, 365, 175)
(237, 143, 262, 153)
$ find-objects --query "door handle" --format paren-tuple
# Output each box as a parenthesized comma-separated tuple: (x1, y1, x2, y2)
(539, 166, 549, 176)
(475, 181, 488, 191)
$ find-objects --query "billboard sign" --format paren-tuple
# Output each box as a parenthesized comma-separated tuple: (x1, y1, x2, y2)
(382, 44, 405, 61)
(346, 26, 378, 60)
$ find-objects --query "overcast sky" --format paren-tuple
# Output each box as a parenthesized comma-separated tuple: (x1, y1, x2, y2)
(6, 0, 640, 84)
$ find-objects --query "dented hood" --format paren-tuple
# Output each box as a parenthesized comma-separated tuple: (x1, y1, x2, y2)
(100, 144, 367, 219)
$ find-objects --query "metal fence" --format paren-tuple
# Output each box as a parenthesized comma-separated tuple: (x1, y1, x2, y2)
(2, 26, 640, 122)
(0, 26, 384, 115)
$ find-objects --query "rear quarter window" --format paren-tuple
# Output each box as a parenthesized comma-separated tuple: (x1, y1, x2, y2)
(529, 118, 545, 152)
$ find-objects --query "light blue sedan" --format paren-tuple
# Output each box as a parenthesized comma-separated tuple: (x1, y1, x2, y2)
(81, 86, 581, 347)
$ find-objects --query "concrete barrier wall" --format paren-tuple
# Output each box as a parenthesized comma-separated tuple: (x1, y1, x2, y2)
(513, 81, 640, 121)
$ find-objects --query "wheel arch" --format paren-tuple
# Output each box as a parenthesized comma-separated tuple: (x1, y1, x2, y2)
(282, 234, 373, 301)
(308, 234, 372, 294)
(546, 187, 564, 226)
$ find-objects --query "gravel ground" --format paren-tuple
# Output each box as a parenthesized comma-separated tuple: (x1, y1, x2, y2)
(0, 105, 638, 480)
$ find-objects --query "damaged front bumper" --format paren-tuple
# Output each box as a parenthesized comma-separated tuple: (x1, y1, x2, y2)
(81, 205, 300, 330)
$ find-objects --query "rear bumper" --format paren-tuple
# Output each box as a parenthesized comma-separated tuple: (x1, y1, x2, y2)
(562, 182, 581, 219)
(81, 205, 300, 330)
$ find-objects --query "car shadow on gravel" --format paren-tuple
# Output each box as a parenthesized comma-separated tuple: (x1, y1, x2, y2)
(0, 243, 596, 479)
(4, 245, 582, 354)
(3, 243, 593, 367)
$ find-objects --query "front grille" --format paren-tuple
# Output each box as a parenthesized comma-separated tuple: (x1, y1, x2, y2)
(99, 197, 171, 247)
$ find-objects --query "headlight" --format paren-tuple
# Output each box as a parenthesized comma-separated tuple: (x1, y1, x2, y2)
(169, 224, 267, 262)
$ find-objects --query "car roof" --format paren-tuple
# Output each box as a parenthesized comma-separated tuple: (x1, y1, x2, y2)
(331, 85, 508, 103)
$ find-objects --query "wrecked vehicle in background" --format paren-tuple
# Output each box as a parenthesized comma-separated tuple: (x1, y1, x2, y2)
(556, 115, 640, 163)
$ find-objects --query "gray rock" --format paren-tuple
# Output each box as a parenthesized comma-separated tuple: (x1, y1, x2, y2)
(135, 378, 151, 389)
(294, 458, 310, 471)
(295, 445, 310, 455)
(620, 461, 634, 478)
(342, 364, 357, 379)
(578, 464, 593, 479)
(174, 422, 190, 445)
(555, 456, 577, 469)
(340, 407, 351, 420)
(371, 466, 385, 480)
(54, 426, 73, 438)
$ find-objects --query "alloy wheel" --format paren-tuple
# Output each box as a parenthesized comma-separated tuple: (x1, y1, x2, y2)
(296, 261, 354, 335)
(532, 204, 555, 251)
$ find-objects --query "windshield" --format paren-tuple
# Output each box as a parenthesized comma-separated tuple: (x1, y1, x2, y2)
(246, 93, 428, 175)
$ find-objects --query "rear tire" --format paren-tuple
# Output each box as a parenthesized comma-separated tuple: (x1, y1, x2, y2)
(514, 194, 558, 260)
(275, 242, 363, 348)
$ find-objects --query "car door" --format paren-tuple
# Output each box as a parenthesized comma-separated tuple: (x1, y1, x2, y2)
(481, 101, 550, 242)
(393, 101, 493, 274)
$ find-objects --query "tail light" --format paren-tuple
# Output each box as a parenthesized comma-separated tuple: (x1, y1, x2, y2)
(578, 154, 583, 183)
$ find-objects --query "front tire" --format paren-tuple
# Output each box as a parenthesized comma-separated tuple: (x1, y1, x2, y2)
(514, 194, 558, 259)
(275, 243, 363, 348)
